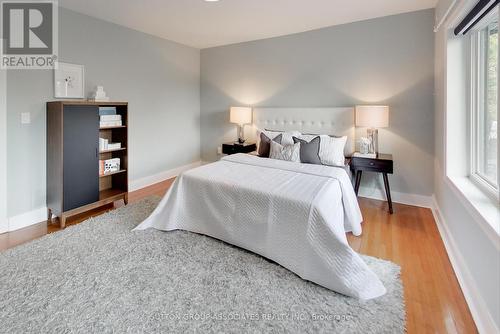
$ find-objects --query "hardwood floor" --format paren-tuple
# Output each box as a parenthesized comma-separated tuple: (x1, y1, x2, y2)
(347, 199, 477, 333)
(0, 178, 477, 333)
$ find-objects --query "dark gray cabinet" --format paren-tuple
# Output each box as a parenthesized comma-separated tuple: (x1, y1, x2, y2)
(62, 105, 100, 211)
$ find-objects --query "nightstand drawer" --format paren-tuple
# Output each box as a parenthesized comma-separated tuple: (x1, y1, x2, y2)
(222, 142, 257, 155)
(351, 157, 393, 173)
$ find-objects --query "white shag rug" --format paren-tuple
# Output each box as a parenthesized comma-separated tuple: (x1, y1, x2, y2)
(0, 197, 405, 333)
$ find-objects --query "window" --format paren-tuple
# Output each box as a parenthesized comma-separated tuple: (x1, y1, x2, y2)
(470, 9, 499, 198)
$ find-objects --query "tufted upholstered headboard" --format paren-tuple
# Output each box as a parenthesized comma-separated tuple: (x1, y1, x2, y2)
(250, 107, 356, 156)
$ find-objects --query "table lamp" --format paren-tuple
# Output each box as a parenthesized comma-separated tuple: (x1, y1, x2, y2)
(230, 107, 252, 144)
(355, 105, 389, 155)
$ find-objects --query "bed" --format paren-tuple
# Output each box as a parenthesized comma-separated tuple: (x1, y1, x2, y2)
(134, 108, 386, 300)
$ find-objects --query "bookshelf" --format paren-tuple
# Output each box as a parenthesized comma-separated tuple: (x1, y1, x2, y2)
(46, 101, 129, 228)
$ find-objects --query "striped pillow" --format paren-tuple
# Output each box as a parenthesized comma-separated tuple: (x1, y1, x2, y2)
(317, 135, 347, 166)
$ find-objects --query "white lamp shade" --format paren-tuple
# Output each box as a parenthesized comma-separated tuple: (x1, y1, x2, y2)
(230, 107, 252, 125)
(355, 105, 389, 128)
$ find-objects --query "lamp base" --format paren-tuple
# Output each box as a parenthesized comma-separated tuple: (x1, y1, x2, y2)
(367, 128, 379, 154)
(236, 124, 245, 144)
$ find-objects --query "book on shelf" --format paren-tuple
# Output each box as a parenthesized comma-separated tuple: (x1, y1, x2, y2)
(98, 107, 116, 116)
(100, 120, 123, 128)
(99, 160, 105, 176)
(99, 138, 109, 151)
(107, 142, 121, 150)
(100, 114, 122, 122)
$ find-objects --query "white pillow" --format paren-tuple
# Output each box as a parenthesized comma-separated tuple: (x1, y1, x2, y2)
(318, 135, 347, 166)
(269, 141, 300, 162)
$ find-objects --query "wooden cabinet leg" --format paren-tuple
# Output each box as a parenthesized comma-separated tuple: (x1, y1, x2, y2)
(60, 215, 66, 229)
(354, 170, 362, 195)
(383, 173, 394, 214)
(123, 193, 128, 205)
(47, 208, 52, 224)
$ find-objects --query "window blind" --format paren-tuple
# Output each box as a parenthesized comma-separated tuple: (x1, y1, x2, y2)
(454, 0, 499, 35)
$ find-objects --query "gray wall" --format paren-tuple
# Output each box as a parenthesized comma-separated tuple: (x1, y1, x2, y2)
(6, 8, 200, 218)
(201, 9, 435, 197)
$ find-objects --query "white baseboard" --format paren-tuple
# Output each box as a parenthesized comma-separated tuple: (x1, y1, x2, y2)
(129, 161, 202, 192)
(0, 221, 7, 234)
(358, 185, 433, 208)
(431, 195, 498, 334)
(8, 207, 48, 232)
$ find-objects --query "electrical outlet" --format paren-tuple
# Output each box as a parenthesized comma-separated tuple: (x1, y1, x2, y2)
(21, 112, 30, 124)
(217, 146, 222, 155)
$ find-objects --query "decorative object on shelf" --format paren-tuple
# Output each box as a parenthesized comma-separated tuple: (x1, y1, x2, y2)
(90, 86, 110, 102)
(99, 158, 121, 176)
(358, 137, 371, 155)
(54, 62, 84, 98)
(104, 158, 121, 174)
(355, 105, 389, 155)
(230, 107, 252, 143)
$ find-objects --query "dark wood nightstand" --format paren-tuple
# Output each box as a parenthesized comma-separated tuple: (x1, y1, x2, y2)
(350, 153, 394, 214)
(222, 142, 257, 155)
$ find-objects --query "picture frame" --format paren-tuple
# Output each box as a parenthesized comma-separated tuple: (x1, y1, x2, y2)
(54, 62, 85, 99)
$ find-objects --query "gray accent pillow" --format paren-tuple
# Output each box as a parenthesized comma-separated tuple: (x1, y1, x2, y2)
(258, 133, 282, 157)
(293, 136, 321, 165)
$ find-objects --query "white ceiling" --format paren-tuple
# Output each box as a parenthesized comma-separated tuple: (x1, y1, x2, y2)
(60, 0, 437, 49)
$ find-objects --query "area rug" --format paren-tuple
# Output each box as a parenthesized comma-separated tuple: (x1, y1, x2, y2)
(0, 197, 405, 333)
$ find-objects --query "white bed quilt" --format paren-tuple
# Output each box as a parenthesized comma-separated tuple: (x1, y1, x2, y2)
(134, 154, 386, 300)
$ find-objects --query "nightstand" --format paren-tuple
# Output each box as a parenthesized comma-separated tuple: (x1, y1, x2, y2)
(350, 153, 394, 214)
(222, 142, 257, 155)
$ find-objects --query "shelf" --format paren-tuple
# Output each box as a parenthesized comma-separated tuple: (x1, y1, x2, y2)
(99, 169, 127, 178)
(99, 126, 127, 130)
(99, 147, 127, 154)
(99, 188, 127, 201)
